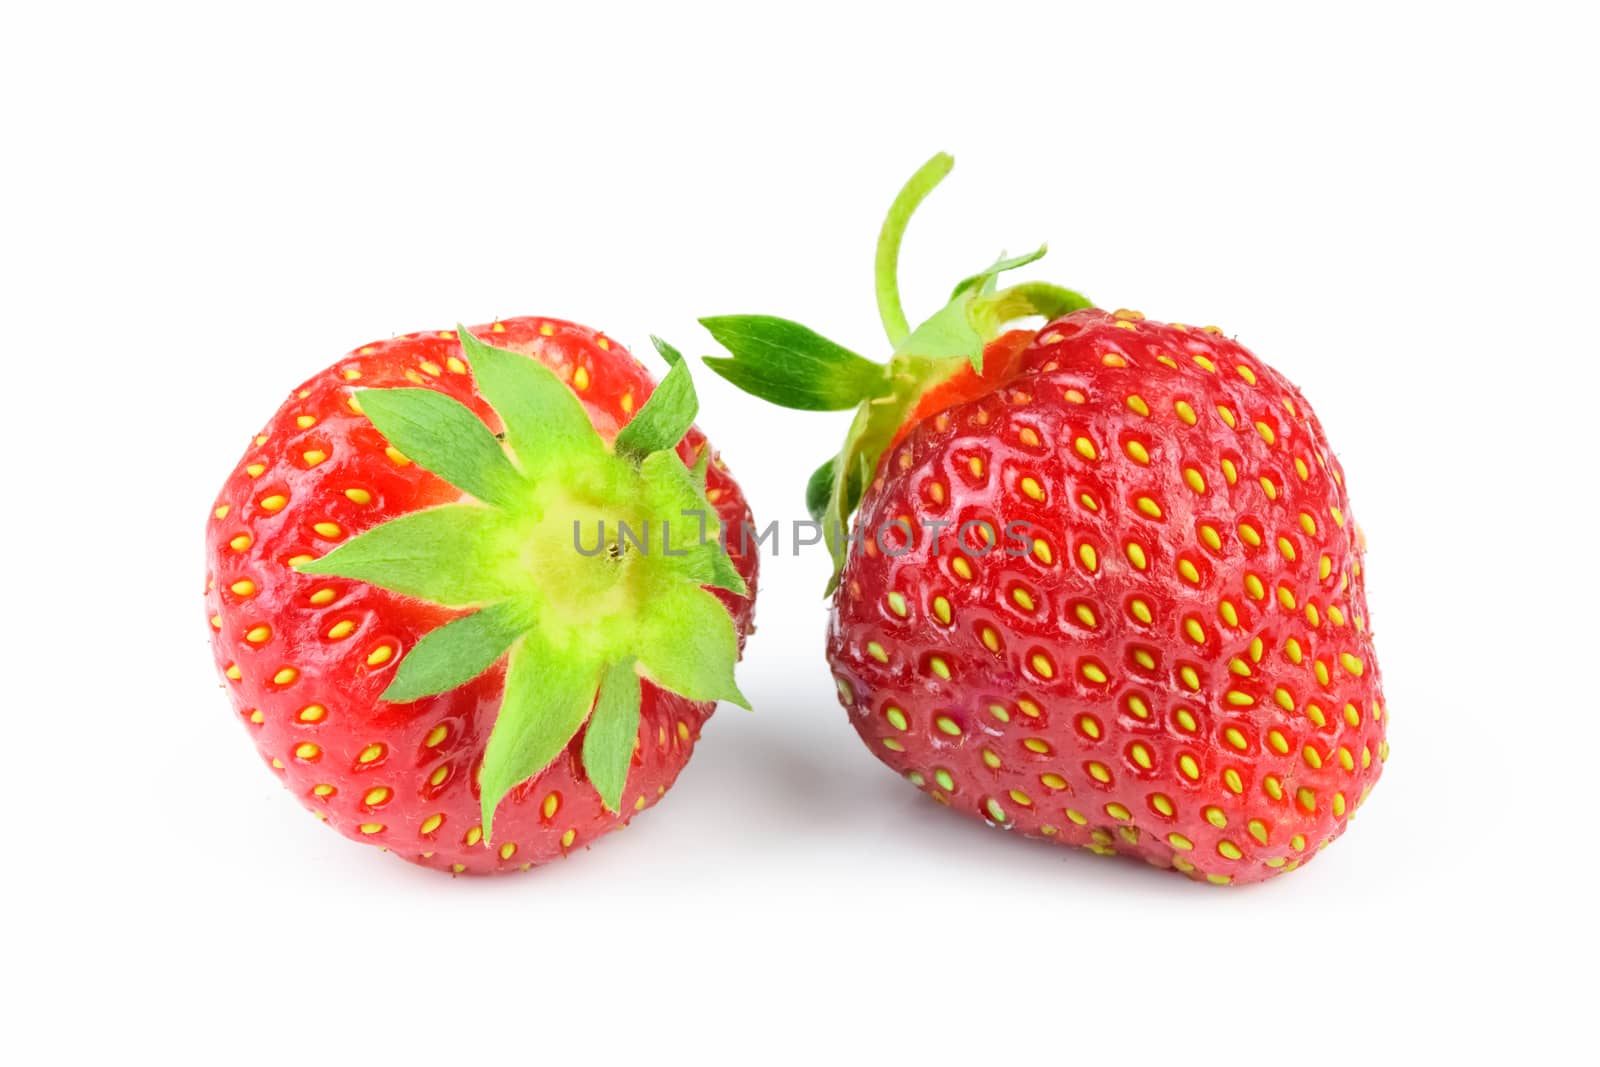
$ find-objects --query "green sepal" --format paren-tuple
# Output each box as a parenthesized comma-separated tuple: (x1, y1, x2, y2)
(381, 600, 528, 702)
(805, 457, 835, 524)
(479, 635, 602, 843)
(635, 585, 750, 708)
(638, 450, 747, 596)
(456, 326, 607, 474)
(581, 660, 643, 813)
(613, 336, 697, 462)
(356, 387, 530, 509)
(701, 152, 1094, 595)
(296, 504, 512, 607)
(700, 315, 890, 411)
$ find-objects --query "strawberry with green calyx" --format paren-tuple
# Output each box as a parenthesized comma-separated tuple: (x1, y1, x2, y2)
(703, 155, 1386, 885)
(206, 318, 757, 874)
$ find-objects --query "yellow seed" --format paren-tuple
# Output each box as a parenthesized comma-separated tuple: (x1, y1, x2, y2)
(1264, 775, 1284, 801)
(1277, 536, 1297, 562)
(1229, 657, 1251, 677)
(1296, 788, 1317, 813)
(1303, 746, 1323, 769)
(1073, 603, 1097, 628)
(968, 456, 984, 477)
(1183, 468, 1206, 494)
(1126, 394, 1150, 416)
(1221, 458, 1238, 484)
(1175, 400, 1197, 425)
(1223, 768, 1243, 794)
(465, 826, 483, 846)
(246, 463, 266, 478)
(1339, 746, 1355, 771)
(1078, 543, 1099, 572)
(1277, 586, 1297, 610)
(313, 521, 343, 539)
(1238, 522, 1262, 547)
(364, 787, 391, 806)
(308, 587, 336, 606)
(1078, 492, 1100, 512)
(311, 783, 333, 796)
(297, 704, 326, 723)
(1314, 659, 1331, 686)
(1218, 840, 1243, 860)
(1237, 364, 1259, 385)
(302, 450, 327, 467)
(572, 366, 591, 390)
(1125, 440, 1150, 465)
(272, 667, 298, 686)
(1130, 598, 1152, 624)
(1078, 714, 1103, 740)
(358, 743, 384, 763)
(1080, 661, 1108, 685)
(259, 494, 287, 512)
(385, 446, 410, 466)
(866, 641, 888, 663)
(344, 488, 372, 505)
(1031, 653, 1055, 679)
(932, 596, 952, 624)
(1150, 792, 1173, 816)
(1169, 833, 1194, 851)
(1019, 476, 1045, 501)
(1183, 617, 1206, 644)
(1126, 542, 1148, 570)
(296, 415, 317, 429)
(1127, 694, 1151, 720)
(1345, 703, 1362, 728)
(420, 814, 444, 835)
(1179, 754, 1200, 780)
(429, 765, 450, 787)
(951, 556, 973, 581)
(1135, 496, 1163, 519)
(1087, 762, 1112, 784)
(1011, 587, 1035, 612)
(326, 620, 355, 640)
(1218, 600, 1239, 627)
(1200, 525, 1222, 552)
(228, 533, 252, 552)
(1225, 727, 1248, 751)
(230, 578, 257, 597)
(928, 657, 951, 680)
(366, 645, 393, 666)
(1032, 539, 1053, 565)
(225, 664, 242, 680)
(1216, 404, 1237, 428)
(1019, 426, 1041, 448)
(358, 823, 383, 835)
(1177, 559, 1200, 584)
(1131, 743, 1153, 769)
(1332, 792, 1347, 817)
(886, 591, 908, 617)
(294, 742, 320, 760)
(245, 625, 271, 644)
(1178, 666, 1200, 692)
(1065, 809, 1088, 826)
(1073, 436, 1098, 461)
(935, 715, 961, 736)
(1255, 421, 1276, 446)
(1340, 652, 1365, 676)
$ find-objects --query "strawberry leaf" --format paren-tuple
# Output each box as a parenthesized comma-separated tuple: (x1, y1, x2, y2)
(357, 387, 529, 508)
(480, 635, 603, 843)
(700, 315, 889, 411)
(613, 337, 697, 462)
(381, 600, 529, 702)
(456, 326, 607, 473)
(581, 660, 643, 813)
(635, 585, 749, 708)
(296, 504, 512, 607)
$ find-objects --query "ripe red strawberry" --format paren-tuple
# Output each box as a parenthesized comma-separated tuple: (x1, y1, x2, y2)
(205, 317, 757, 875)
(704, 155, 1385, 884)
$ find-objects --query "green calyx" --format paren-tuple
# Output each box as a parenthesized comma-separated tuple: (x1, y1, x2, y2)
(298, 328, 748, 840)
(700, 152, 1093, 591)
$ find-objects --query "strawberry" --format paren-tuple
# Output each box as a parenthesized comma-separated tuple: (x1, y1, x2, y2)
(205, 317, 757, 875)
(703, 154, 1385, 884)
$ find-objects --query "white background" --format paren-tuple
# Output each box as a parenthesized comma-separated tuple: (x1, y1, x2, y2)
(4, 2, 1596, 1062)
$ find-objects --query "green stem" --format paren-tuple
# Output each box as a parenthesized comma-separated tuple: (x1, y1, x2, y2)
(874, 153, 954, 348)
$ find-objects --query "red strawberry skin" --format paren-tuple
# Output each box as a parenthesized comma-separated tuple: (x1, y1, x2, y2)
(827, 308, 1385, 884)
(204, 318, 757, 874)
